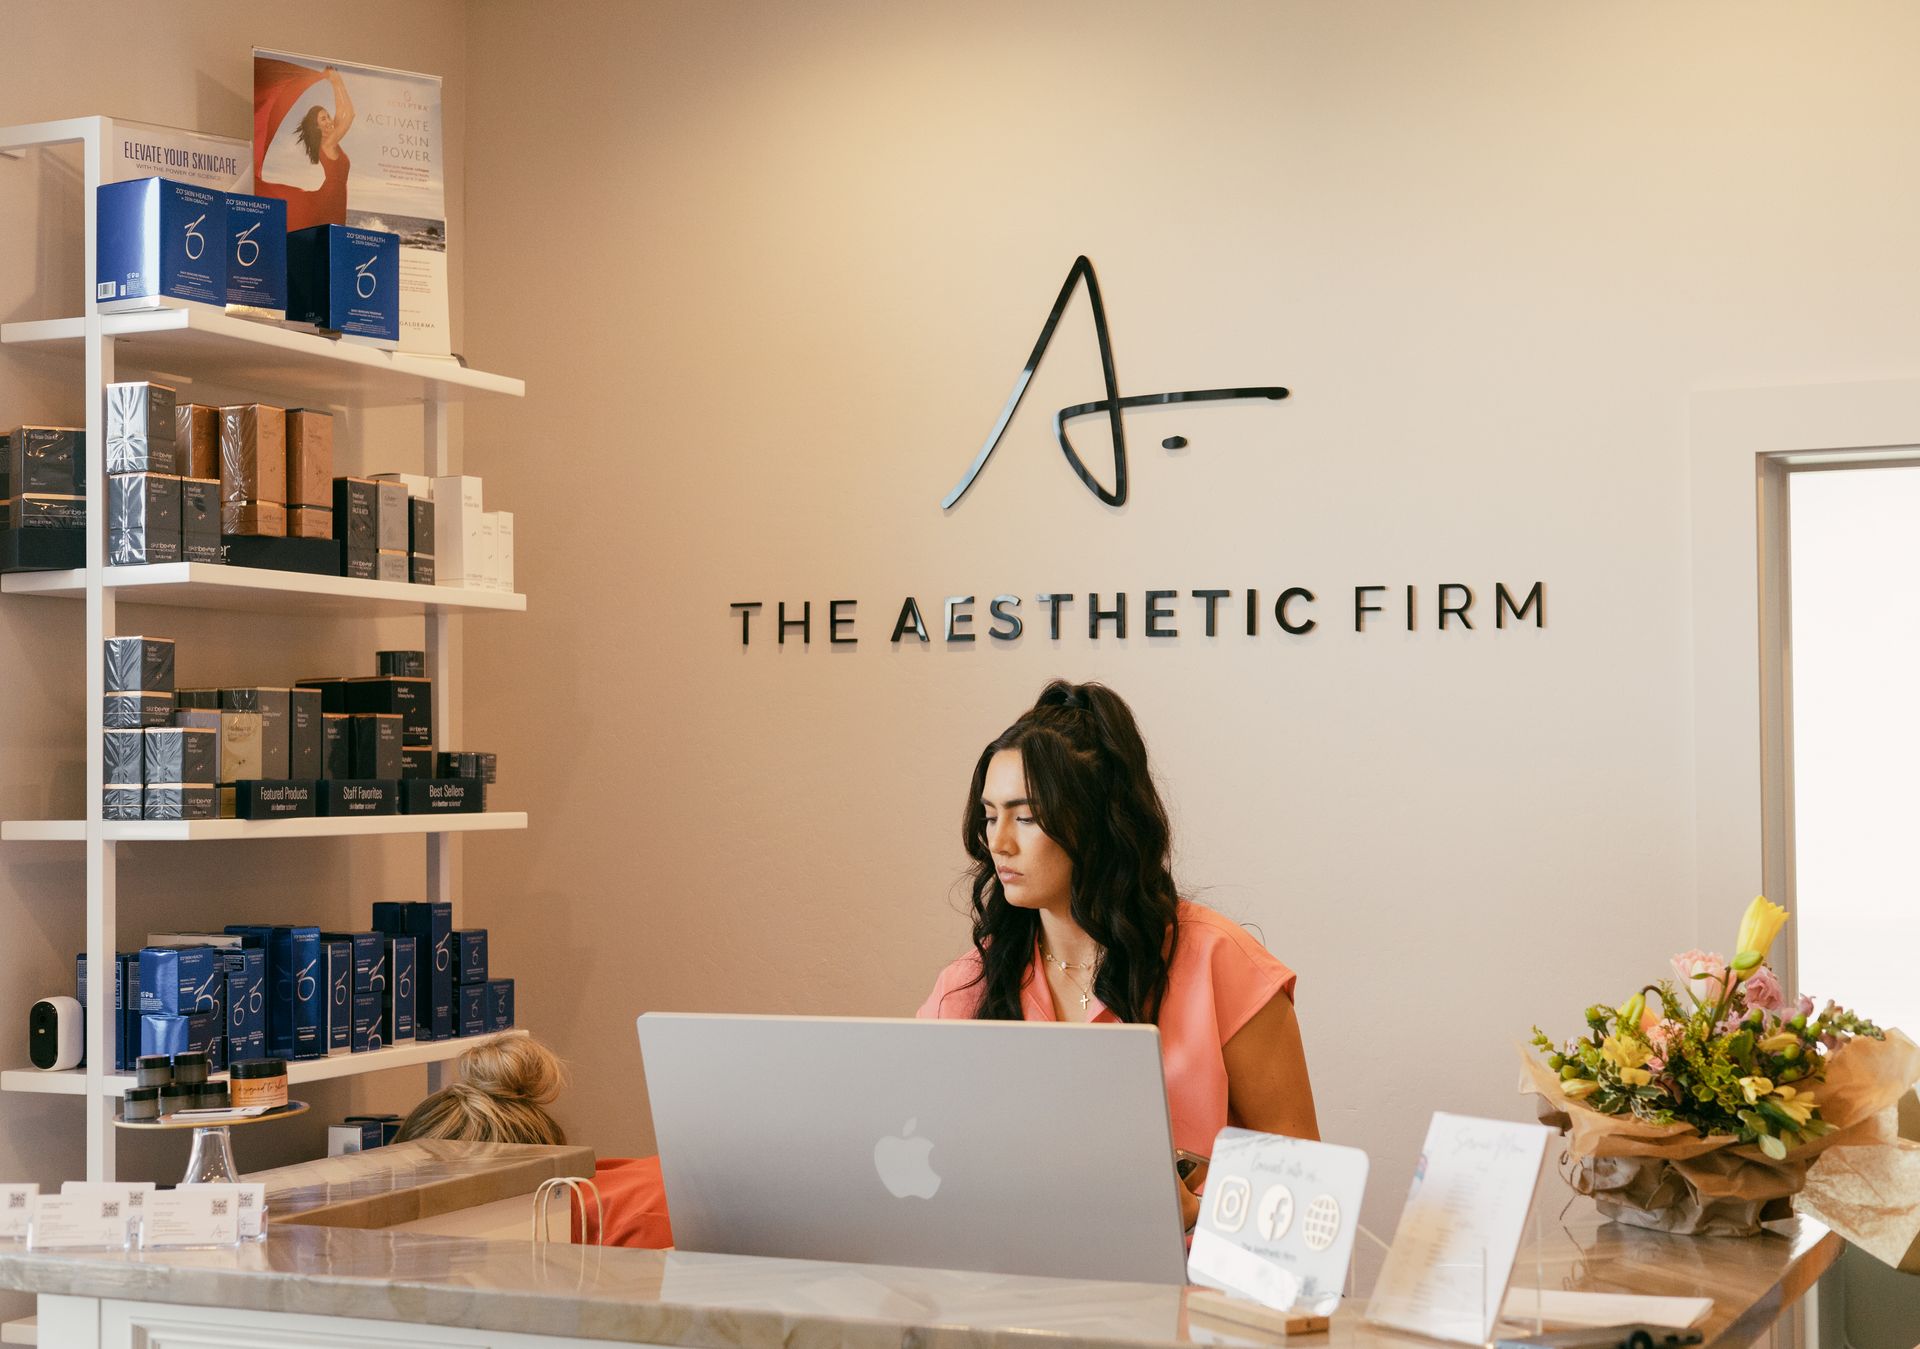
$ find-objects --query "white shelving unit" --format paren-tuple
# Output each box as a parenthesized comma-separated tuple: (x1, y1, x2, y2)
(0, 117, 529, 1184)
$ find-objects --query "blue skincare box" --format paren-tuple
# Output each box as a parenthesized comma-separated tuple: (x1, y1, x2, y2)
(458, 984, 486, 1037)
(137, 946, 223, 1017)
(363, 992, 387, 1054)
(221, 949, 266, 1063)
(96, 177, 227, 309)
(267, 926, 324, 1061)
(122, 957, 141, 1072)
(351, 990, 378, 1054)
(325, 939, 352, 1053)
(322, 931, 382, 997)
(224, 924, 272, 949)
(286, 224, 399, 341)
(74, 953, 137, 1070)
(139, 1009, 221, 1063)
(486, 979, 515, 1033)
(387, 935, 416, 1042)
(456, 929, 488, 986)
(222, 192, 286, 313)
(372, 902, 450, 1040)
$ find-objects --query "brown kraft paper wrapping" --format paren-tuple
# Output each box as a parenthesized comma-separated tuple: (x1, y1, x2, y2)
(1797, 1090, 1920, 1272)
(287, 506, 334, 540)
(219, 404, 286, 505)
(175, 403, 219, 480)
(286, 410, 334, 507)
(1518, 1031, 1920, 1235)
(222, 502, 287, 537)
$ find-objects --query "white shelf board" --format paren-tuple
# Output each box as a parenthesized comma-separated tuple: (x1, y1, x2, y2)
(0, 1315, 33, 1346)
(2, 563, 526, 615)
(1, 308, 524, 407)
(0, 812, 526, 843)
(1, 1030, 526, 1099)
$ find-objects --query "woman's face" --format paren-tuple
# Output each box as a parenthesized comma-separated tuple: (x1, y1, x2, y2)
(981, 749, 1073, 912)
(317, 110, 334, 136)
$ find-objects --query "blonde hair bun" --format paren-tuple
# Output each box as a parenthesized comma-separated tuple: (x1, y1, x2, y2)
(458, 1034, 565, 1106)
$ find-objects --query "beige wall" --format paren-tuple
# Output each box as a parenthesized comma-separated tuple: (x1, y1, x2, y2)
(459, 0, 1920, 1251)
(0, 4, 468, 1320)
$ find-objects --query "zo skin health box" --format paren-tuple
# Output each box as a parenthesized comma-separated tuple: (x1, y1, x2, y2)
(325, 939, 351, 1052)
(175, 404, 218, 479)
(286, 224, 400, 342)
(108, 472, 183, 565)
(104, 636, 175, 694)
(371, 903, 449, 1041)
(218, 405, 286, 507)
(486, 979, 515, 1033)
(222, 192, 286, 316)
(455, 930, 488, 987)
(285, 411, 334, 508)
(351, 991, 377, 1053)
(221, 949, 266, 1063)
(105, 382, 178, 475)
(96, 177, 227, 309)
(386, 935, 416, 1042)
(458, 984, 486, 1037)
(181, 477, 221, 562)
(138, 946, 222, 1017)
(267, 926, 323, 1060)
(321, 932, 382, 997)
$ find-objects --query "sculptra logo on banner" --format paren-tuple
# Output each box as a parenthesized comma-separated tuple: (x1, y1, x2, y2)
(729, 256, 1545, 648)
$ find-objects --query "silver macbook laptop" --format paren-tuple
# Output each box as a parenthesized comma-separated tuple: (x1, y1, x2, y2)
(636, 1013, 1189, 1284)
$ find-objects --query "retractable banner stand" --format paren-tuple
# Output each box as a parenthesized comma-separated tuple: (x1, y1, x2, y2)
(253, 48, 450, 357)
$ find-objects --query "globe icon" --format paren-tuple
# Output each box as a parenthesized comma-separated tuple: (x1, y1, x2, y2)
(1302, 1194, 1341, 1251)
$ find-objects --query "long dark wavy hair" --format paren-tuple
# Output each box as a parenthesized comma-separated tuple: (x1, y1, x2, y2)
(960, 680, 1180, 1024)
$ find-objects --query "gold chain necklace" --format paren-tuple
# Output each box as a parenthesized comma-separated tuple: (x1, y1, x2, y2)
(1041, 942, 1098, 1011)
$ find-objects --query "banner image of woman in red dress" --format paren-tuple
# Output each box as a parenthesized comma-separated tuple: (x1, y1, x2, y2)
(254, 59, 356, 233)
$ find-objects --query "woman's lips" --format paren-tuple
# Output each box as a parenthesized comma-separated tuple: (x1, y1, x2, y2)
(997, 868, 1022, 883)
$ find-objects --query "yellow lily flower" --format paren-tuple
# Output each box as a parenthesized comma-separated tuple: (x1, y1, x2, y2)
(1561, 1078, 1600, 1100)
(1739, 1075, 1774, 1105)
(1618, 1067, 1654, 1087)
(1768, 1084, 1817, 1128)
(1759, 1031, 1801, 1055)
(1601, 1035, 1653, 1071)
(1734, 896, 1790, 971)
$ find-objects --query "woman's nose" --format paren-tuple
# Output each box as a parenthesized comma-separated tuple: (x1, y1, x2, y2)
(988, 819, 1013, 854)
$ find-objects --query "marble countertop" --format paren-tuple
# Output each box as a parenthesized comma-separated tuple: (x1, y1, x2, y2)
(0, 1201, 1840, 1349)
(254, 1139, 597, 1227)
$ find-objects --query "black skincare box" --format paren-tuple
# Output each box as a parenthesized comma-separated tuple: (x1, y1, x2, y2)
(290, 687, 323, 779)
(11, 426, 84, 494)
(142, 785, 219, 821)
(345, 677, 431, 746)
(142, 727, 216, 786)
(174, 688, 220, 710)
(409, 554, 435, 585)
(321, 713, 350, 778)
(103, 729, 145, 786)
(316, 779, 397, 816)
(333, 477, 377, 551)
(376, 651, 425, 678)
(375, 550, 407, 583)
(105, 382, 179, 475)
(108, 472, 183, 566)
(104, 692, 173, 729)
(220, 534, 341, 576)
(233, 779, 316, 820)
(435, 751, 479, 780)
(349, 713, 402, 780)
(408, 498, 434, 557)
(171, 710, 222, 774)
(181, 478, 221, 564)
(103, 784, 142, 820)
(222, 688, 291, 779)
(295, 677, 351, 714)
(400, 778, 483, 814)
(399, 746, 434, 780)
(104, 636, 175, 694)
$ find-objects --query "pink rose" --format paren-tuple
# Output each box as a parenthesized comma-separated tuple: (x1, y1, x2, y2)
(1741, 966, 1787, 1014)
(1671, 950, 1728, 1006)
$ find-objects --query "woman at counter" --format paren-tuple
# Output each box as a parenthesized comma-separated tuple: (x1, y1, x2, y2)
(919, 679, 1317, 1231)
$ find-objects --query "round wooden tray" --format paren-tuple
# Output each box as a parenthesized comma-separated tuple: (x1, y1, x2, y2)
(113, 1100, 309, 1131)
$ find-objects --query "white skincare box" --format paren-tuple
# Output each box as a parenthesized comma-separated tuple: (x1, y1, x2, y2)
(495, 511, 515, 593)
(430, 475, 484, 590)
(478, 512, 499, 592)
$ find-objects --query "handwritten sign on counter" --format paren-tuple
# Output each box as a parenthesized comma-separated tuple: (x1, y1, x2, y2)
(1365, 1112, 1552, 1345)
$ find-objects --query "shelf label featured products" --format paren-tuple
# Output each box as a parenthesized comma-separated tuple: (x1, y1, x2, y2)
(254, 48, 449, 357)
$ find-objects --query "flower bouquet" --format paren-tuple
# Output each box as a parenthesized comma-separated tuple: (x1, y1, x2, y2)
(1521, 897, 1920, 1236)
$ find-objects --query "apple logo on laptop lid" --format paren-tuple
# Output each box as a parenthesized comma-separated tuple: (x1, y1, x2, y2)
(873, 1118, 941, 1198)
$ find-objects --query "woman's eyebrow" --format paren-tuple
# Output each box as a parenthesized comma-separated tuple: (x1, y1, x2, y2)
(981, 797, 1031, 809)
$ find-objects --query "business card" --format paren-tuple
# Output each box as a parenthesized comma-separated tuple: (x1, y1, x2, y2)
(28, 1194, 131, 1250)
(140, 1188, 239, 1249)
(0, 1184, 38, 1240)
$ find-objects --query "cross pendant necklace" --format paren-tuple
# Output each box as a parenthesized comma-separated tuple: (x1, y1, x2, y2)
(1042, 943, 1096, 1012)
